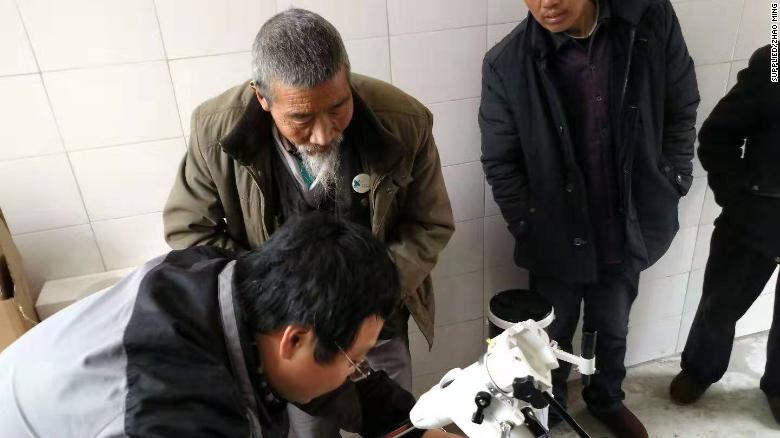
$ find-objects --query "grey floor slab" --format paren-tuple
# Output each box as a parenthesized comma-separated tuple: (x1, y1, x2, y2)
(554, 332, 778, 438)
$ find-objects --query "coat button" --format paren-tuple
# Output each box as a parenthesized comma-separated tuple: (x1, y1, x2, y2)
(623, 168, 630, 175)
(775, 256, 780, 264)
(752, 185, 760, 191)
(565, 183, 574, 193)
(559, 125, 564, 134)
(517, 220, 528, 234)
(675, 174, 683, 183)
(360, 197, 369, 207)
(529, 207, 536, 214)
(663, 166, 671, 173)
(573, 237, 587, 247)
(595, 96, 603, 102)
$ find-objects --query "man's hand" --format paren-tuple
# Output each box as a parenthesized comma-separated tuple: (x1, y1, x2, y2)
(421, 429, 463, 438)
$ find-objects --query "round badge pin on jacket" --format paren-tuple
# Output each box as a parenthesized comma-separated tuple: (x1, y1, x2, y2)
(352, 173, 371, 194)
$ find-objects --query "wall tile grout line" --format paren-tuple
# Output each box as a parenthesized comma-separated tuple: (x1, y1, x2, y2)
(484, 0, 490, 56)
(730, 0, 748, 63)
(151, 0, 186, 140)
(479, 0, 489, 348)
(413, 316, 484, 333)
(432, 266, 485, 282)
(12, 0, 108, 272)
(23, 57, 169, 76)
(673, 271, 693, 355)
(385, 0, 394, 85)
(388, 23, 487, 40)
(11, 221, 94, 239)
(482, 20, 491, 315)
(10, 209, 166, 239)
(482, 211, 489, 341)
(0, 71, 40, 79)
(689, 61, 731, 229)
(11, 1, 40, 76)
(441, 160, 482, 170)
(0, 136, 186, 164)
(693, 58, 751, 68)
(422, 94, 482, 107)
(166, 49, 251, 63)
(88, 210, 165, 226)
(66, 136, 186, 156)
(342, 34, 391, 43)
(0, 50, 257, 78)
(426, 96, 482, 106)
(0, 149, 63, 164)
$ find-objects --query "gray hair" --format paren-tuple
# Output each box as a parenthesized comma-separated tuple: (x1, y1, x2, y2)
(251, 8, 350, 103)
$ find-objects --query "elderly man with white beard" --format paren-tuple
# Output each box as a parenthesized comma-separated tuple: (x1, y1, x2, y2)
(162, 8, 454, 438)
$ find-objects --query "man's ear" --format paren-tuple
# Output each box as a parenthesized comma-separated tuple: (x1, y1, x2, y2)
(258, 93, 271, 112)
(278, 325, 313, 360)
(250, 82, 271, 112)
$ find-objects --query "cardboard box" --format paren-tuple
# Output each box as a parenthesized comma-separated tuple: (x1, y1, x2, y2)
(36, 268, 133, 320)
(0, 209, 38, 352)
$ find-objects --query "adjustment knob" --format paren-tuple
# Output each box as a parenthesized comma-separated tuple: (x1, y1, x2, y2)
(471, 391, 492, 424)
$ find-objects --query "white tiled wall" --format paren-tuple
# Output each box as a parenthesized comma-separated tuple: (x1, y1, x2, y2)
(17, 0, 166, 71)
(390, 26, 485, 104)
(1, 0, 777, 394)
(169, 52, 253, 134)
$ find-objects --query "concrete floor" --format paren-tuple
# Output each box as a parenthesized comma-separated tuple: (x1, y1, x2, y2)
(552, 331, 778, 438)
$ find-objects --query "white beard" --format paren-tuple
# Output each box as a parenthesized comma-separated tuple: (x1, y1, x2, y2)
(297, 134, 343, 194)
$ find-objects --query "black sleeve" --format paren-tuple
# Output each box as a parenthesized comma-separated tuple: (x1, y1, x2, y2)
(295, 371, 425, 438)
(124, 258, 251, 438)
(661, 0, 700, 196)
(479, 58, 532, 240)
(354, 371, 425, 438)
(698, 46, 769, 206)
(124, 347, 251, 438)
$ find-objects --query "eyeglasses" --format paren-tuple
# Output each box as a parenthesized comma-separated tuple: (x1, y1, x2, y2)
(336, 343, 373, 382)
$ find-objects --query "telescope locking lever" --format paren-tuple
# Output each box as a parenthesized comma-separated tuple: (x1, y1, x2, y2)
(471, 391, 492, 424)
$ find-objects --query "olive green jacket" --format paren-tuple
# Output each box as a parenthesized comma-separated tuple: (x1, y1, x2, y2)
(163, 74, 454, 346)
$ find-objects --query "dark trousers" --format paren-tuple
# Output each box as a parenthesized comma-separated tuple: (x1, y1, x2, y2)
(532, 264, 639, 414)
(681, 224, 780, 396)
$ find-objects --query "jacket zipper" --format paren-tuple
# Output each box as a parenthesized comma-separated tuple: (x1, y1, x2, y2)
(620, 29, 637, 113)
(617, 28, 637, 219)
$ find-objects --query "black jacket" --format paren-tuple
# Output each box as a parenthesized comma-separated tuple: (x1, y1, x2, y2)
(480, 0, 699, 282)
(699, 45, 780, 257)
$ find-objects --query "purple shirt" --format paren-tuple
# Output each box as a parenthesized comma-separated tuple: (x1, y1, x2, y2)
(548, 3, 625, 264)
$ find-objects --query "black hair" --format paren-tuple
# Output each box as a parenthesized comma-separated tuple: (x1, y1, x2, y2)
(234, 212, 401, 364)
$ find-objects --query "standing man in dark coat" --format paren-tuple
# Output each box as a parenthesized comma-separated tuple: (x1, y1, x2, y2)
(480, 1, 699, 436)
(670, 45, 780, 425)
